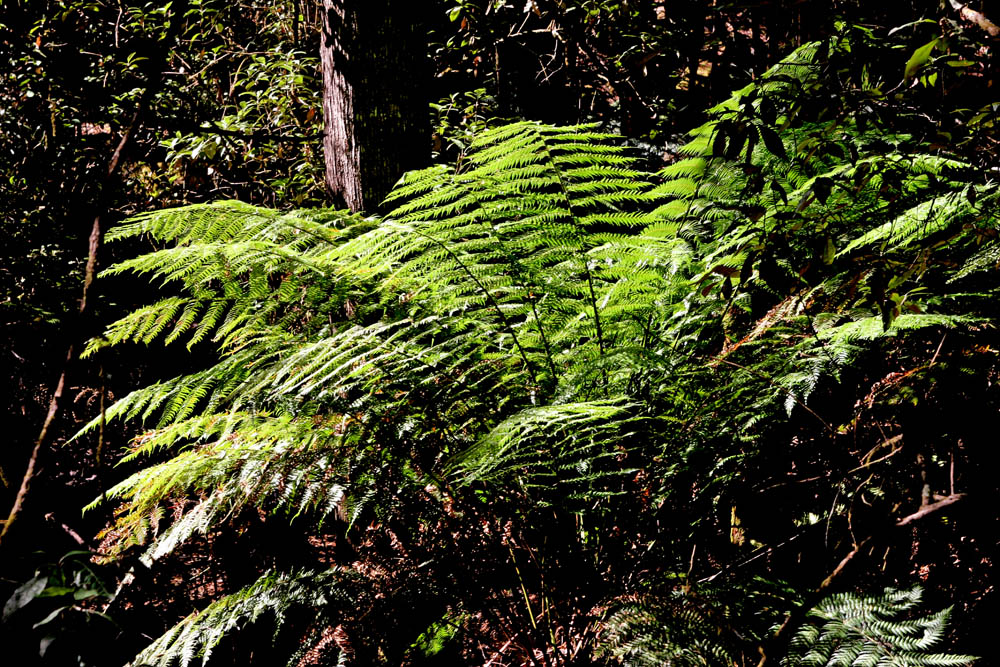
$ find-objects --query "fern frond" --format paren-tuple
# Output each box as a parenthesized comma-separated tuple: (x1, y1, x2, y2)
(108, 200, 359, 246)
(838, 192, 984, 257)
(784, 587, 976, 667)
(131, 569, 361, 667)
(450, 399, 643, 500)
(91, 413, 352, 561)
(597, 587, 748, 667)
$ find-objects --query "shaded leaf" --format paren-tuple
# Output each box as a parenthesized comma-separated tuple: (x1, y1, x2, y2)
(3, 576, 47, 619)
(905, 39, 938, 80)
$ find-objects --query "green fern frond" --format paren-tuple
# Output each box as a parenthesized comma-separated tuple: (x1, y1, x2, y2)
(131, 569, 361, 667)
(817, 313, 975, 344)
(950, 240, 1000, 282)
(784, 587, 976, 667)
(91, 413, 352, 561)
(450, 399, 643, 499)
(108, 200, 359, 246)
(597, 586, 748, 667)
(838, 192, 985, 257)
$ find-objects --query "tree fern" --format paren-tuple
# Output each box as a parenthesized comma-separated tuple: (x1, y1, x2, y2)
(333, 121, 659, 391)
(82, 35, 990, 666)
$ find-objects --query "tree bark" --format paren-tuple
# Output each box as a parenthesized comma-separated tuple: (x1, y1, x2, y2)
(319, 1, 428, 213)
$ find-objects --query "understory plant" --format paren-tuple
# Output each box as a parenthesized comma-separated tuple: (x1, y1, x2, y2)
(82, 30, 992, 666)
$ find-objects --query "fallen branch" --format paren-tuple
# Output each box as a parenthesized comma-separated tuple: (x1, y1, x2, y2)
(949, 0, 1000, 36)
(896, 492, 966, 527)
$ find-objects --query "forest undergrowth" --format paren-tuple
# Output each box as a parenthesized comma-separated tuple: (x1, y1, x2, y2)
(3, 5, 999, 666)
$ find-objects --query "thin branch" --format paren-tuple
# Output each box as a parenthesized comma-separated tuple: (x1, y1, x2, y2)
(896, 493, 966, 527)
(0, 0, 190, 552)
(155, 117, 324, 143)
(949, 0, 1000, 36)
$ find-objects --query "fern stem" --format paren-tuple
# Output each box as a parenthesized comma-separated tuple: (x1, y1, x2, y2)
(535, 129, 609, 362)
(508, 544, 538, 630)
(583, 263, 608, 358)
(528, 297, 559, 387)
(386, 221, 541, 387)
(480, 218, 558, 389)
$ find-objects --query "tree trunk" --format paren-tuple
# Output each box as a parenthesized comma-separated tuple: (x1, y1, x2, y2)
(319, 0, 427, 213)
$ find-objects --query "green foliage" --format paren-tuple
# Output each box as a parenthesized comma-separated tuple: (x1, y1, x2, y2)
(6, 2, 999, 665)
(159, 33, 326, 206)
(430, 88, 500, 161)
(91, 414, 350, 565)
(84, 30, 993, 666)
(598, 586, 974, 667)
(131, 569, 360, 667)
(0, 0, 328, 383)
(785, 588, 975, 667)
(449, 399, 644, 500)
(597, 586, 748, 667)
(83, 122, 664, 572)
(2, 551, 117, 665)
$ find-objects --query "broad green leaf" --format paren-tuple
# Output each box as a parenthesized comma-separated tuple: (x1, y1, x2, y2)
(905, 39, 938, 80)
